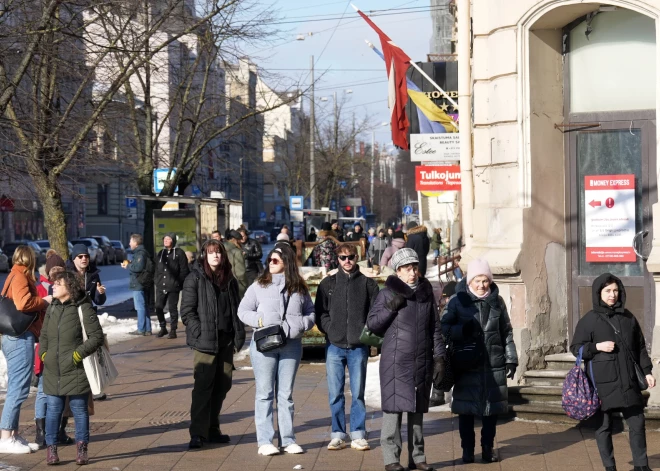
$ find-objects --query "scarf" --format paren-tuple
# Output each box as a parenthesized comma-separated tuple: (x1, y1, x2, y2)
(469, 286, 491, 299)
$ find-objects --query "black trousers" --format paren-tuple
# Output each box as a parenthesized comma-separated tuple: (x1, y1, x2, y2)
(595, 406, 647, 468)
(458, 414, 497, 450)
(155, 290, 180, 330)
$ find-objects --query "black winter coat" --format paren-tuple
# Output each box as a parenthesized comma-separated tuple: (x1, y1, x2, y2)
(242, 237, 263, 273)
(405, 225, 431, 276)
(367, 276, 445, 413)
(441, 279, 518, 416)
(570, 273, 652, 411)
(180, 267, 246, 354)
(156, 246, 190, 293)
(65, 260, 106, 306)
(315, 268, 379, 348)
(40, 298, 104, 396)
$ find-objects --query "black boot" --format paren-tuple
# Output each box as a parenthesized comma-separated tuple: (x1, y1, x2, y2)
(633, 466, 651, 471)
(461, 449, 474, 463)
(58, 417, 74, 445)
(157, 325, 168, 338)
(481, 446, 498, 463)
(606, 466, 617, 471)
(168, 329, 177, 339)
(35, 418, 46, 449)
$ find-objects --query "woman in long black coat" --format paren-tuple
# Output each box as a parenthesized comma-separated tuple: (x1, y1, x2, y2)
(367, 248, 445, 471)
(440, 258, 517, 464)
(571, 273, 655, 471)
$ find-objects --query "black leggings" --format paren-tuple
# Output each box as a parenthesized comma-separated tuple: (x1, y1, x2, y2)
(458, 414, 497, 450)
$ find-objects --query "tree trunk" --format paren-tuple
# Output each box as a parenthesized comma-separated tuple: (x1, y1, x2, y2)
(31, 170, 69, 258)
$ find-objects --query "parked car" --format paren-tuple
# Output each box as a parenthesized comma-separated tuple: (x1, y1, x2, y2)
(251, 230, 269, 245)
(2, 241, 47, 268)
(110, 240, 126, 262)
(90, 235, 116, 265)
(0, 249, 8, 272)
(34, 240, 74, 258)
(70, 238, 104, 266)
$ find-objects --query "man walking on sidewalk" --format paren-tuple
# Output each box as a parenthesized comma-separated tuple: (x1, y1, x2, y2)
(122, 234, 154, 336)
(315, 243, 379, 452)
(154, 233, 189, 339)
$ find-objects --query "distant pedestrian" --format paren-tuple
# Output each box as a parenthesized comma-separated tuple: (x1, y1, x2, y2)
(122, 234, 154, 336)
(180, 240, 246, 450)
(223, 230, 248, 299)
(332, 220, 345, 242)
(311, 222, 339, 271)
(316, 243, 379, 452)
(367, 228, 388, 268)
(238, 245, 315, 456)
(185, 251, 195, 268)
(154, 233, 190, 339)
(0, 246, 50, 454)
(405, 222, 430, 276)
(367, 248, 445, 471)
(347, 223, 368, 245)
(211, 231, 222, 241)
(367, 227, 376, 243)
(571, 273, 655, 471)
(40, 271, 104, 465)
(307, 228, 317, 242)
(430, 228, 443, 259)
(275, 232, 297, 256)
(380, 231, 405, 268)
(441, 259, 517, 464)
(238, 228, 263, 287)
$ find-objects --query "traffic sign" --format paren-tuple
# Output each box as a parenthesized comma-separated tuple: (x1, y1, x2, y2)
(153, 168, 178, 194)
(290, 196, 304, 210)
(339, 180, 347, 189)
(403, 205, 413, 215)
(125, 197, 137, 208)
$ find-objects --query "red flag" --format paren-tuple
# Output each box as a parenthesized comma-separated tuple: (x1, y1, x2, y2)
(356, 8, 411, 149)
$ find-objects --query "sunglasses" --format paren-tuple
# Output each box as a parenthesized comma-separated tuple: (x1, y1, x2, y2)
(76, 254, 89, 259)
(338, 254, 356, 261)
(268, 258, 282, 265)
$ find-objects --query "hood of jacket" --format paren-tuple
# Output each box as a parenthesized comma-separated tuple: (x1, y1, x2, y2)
(406, 225, 428, 236)
(385, 275, 433, 302)
(391, 238, 405, 250)
(592, 272, 626, 315)
(163, 232, 177, 248)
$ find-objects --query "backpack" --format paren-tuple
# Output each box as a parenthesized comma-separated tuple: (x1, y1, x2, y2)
(561, 346, 600, 420)
(136, 255, 155, 287)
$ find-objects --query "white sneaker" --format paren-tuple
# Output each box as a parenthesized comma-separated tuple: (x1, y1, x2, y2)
(258, 444, 280, 456)
(284, 443, 304, 454)
(351, 438, 370, 451)
(0, 437, 32, 454)
(14, 434, 38, 452)
(327, 438, 346, 450)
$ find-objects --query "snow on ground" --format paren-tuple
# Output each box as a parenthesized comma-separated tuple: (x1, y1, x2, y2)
(99, 278, 133, 307)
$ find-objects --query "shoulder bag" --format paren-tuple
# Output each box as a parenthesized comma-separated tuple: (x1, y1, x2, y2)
(601, 316, 648, 391)
(253, 293, 290, 353)
(77, 306, 118, 395)
(0, 276, 38, 337)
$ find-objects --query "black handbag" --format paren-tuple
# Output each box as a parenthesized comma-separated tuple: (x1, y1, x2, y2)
(0, 277, 38, 337)
(253, 294, 290, 353)
(602, 316, 649, 391)
(359, 325, 383, 347)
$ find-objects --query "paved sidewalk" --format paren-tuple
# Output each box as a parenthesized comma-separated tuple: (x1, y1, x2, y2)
(3, 331, 660, 471)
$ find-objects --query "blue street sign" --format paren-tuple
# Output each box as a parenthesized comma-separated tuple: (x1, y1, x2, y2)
(191, 185, 202, 196)
(260, 211, 267, 219)
(403, 205, 413, 215)
(153, 168, 178, 194)
(339, 180, 347, 189)
(290, 196, 304, 210)
(330, 199, 337, 211)
(125, 197, 137, 208)
(358, 206, 366, 217)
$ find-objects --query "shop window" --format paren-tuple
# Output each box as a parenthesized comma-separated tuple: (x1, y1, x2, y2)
(97, 184, 108, 215)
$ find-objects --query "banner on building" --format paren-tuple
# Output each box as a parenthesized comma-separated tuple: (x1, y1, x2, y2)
(410, 134, 460, 162)
(584, 174, 636, 262)
(415, 165, 461, 192)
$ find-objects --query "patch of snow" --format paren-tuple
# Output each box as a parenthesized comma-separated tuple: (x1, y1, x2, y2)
(365, 359, 381, 409)
(513, 417, 552, 424)
(233, 345, 250, 363)
(236, 366, 253, 371)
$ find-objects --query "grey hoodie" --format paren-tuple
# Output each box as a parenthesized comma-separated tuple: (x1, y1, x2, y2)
(380, 238, 406, 267)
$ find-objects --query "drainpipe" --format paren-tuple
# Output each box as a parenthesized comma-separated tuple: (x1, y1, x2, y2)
(458, 0, 474, 252)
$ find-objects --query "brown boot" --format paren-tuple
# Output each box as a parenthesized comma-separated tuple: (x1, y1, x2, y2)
(76, 441, 89, 465)
(46, 445, 60, 465)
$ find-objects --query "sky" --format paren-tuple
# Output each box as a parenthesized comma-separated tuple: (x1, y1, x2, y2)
(243, 0, 434, 146)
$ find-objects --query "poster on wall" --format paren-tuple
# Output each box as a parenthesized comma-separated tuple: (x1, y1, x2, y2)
(584, 174, 636, 262)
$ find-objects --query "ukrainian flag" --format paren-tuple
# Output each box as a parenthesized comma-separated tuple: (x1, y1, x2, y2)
(407, 79, 457, 133)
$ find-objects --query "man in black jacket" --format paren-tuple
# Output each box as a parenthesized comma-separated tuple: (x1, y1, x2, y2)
(67, 244, 107, 307)
(315, 243, 379, 452)
(238, 228, 262, 287)
(155, 233, 190, 339)
(405, 221, 431, 276)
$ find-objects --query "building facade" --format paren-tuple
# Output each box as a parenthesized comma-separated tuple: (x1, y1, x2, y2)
(465, 0, 660, 401)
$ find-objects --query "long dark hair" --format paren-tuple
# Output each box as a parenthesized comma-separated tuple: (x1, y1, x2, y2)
(257, 244, 308, 296)
(52, 271, 86, 303)
(198, 240, 233, 288)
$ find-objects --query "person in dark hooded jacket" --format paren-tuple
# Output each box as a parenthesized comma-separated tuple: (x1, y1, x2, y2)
(367, 248, 445, 471)
(66, 244, 106, 308)
(440, 258, 517, 464)
(154, 233, 190, 339)
(404, 222, 430, 276)
(571, 273, 655, 471)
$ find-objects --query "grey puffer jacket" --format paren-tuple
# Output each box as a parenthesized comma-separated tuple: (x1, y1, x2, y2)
(238, 274, 315, 339)
(380, 238, 405, 268)
(367, 276, 445, 413)
(441, 279, 518, 416)
(367, 236, 388, 266)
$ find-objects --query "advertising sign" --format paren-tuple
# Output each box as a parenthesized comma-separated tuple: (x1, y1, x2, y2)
(584, 174, 636, 262)
(410, 134, 460, 162)
(153, 210, 197, 254)
(415, 165, 461, 192)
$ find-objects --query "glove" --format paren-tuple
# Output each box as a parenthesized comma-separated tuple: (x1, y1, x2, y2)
(506, 363, 516, 379)
(73, 351, 82, 366)
(40, 352, 46, 362)
(433, 357, 446, 389)
(385, 294, 406, 312)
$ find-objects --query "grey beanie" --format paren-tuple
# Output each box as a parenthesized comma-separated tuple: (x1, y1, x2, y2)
(390, 248, 419, 270)
(71, 244, 89, 259)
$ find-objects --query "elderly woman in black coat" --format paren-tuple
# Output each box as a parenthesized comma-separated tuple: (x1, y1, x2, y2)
(367, 248, 445, 471)
(440, 258, 517, 464)
(571, 273, 655, 471)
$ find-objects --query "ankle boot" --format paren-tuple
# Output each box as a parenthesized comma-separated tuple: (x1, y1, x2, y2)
(157, 326, 168, 338)
(168, 328, 177, 339)
(46, 445, 60, 465)
(481, 445, 498, 463)
(76, 441, 89, 465)
(633, 466, 651, 471)
(35, 418, 46, 449)
(58, 417, 74, 445)
(462, 449, 474, 463)
(606, 466, 617, 471)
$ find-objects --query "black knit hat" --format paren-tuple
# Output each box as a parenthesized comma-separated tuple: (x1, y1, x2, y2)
(71, 244, 89, 259)
(393, 230, 405, 239)
(227, 230, 242, 241)
(321, 222, 332, 231)
(407, 221, 418, 230)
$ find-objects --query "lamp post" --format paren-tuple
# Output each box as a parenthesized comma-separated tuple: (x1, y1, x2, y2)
(370, 122, 389, 211)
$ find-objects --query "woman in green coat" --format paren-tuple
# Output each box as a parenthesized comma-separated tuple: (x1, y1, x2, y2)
(39, 272, 104, 465)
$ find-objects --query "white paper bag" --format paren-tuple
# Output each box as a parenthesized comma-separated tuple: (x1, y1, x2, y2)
(77, 307, 118, 395)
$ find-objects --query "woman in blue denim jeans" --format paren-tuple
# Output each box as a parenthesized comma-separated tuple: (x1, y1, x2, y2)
(0, 245, 49, 454)
(238, 245, 315, 457)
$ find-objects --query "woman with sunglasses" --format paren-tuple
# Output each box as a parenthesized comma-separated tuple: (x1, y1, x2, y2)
(181, 240, 246, 449)
(238, 245, 315, 456)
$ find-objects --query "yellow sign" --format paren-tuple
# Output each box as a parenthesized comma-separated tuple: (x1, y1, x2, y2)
(153, 210, 197, 254)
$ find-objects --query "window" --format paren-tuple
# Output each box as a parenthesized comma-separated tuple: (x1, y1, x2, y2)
(97, 184, 108, 215)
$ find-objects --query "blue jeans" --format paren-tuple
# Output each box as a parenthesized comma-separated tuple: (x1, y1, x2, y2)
(133, 290, 151, 333)
(433, 249, 440, 259)
(326, 343, 369, 440)
(45, 394, 89, 445)
(35, 375, 46, 420)
(0, 332, 35, 431)
(250, 338, 302, 447)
